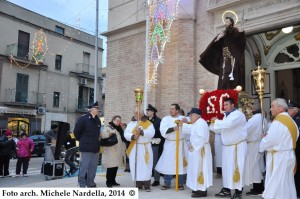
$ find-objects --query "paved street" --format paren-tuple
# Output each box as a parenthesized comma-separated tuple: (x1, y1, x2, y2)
(0, 159, 261, 199)
(2, 159, 299, 199)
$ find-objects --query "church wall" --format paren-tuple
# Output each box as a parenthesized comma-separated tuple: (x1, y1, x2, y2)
(104, 0, 300, 123)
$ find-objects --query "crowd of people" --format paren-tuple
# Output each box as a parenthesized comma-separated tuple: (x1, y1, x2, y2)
(72, 98, 299, 199)
(0, 97, 299, 199)
(0, 130, 34, 178)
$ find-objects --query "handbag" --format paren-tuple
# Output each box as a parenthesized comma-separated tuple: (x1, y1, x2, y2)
(99, 133, 118, 147)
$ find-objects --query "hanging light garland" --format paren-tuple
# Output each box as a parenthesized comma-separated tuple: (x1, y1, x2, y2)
(146, 0, 180, 88)
(32, 29, 48, 64)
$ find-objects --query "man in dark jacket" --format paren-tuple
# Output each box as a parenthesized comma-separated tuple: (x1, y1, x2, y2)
(146, 104, 163, 186)
(0, 130, 16, 177)
(74, 101, 101, 188)
(287, 100, 300, 197)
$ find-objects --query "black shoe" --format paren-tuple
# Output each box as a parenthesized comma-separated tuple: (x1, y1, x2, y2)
(161, 184, 170, 190)
(231, 192, 242, 199)
(124, 169, 130, 172)
(112, 182, 120, 186)
(215, 188, 231, 198)
(246, 189, 262, 196)
(87, 184, 97, 188)
(191, 190, 207, 198)
(151, 181, 160, 186)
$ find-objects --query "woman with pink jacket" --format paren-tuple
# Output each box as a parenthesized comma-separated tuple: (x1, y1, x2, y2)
(16, 132, 34, 177)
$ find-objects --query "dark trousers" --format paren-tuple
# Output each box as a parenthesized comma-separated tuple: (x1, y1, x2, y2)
(296, 171, 300, 197)
(65, 147, 77, 173)
(16, 157, 30, 175)
(106, 167, 118, 186)
(152, 145, 160, 181)
(136, 180, 151, 189)
(0, 155, 10, 176)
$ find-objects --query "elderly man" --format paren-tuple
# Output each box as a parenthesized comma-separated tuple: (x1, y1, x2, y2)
(244, 104, 267, 196)
(210, 98, 247, 199)
(181, 108, 213, 198)
(156, 103, 186, 190)
(124, 110, 155, 192)
(74, 101, 101, 188)
(259, 98, 299, 199)
(287, 100, 300, 198)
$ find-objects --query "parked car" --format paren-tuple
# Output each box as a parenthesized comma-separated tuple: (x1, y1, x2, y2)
(29, 135, 45, 157)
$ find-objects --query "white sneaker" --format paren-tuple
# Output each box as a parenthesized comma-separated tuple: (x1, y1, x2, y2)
(15, 174, 21, 177)
(23, 174, 28, 177)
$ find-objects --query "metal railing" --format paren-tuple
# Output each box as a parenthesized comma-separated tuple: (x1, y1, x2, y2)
(4, 89, 45, 104)
(6, 43, 29, 59)
(75, 63, 102, 77)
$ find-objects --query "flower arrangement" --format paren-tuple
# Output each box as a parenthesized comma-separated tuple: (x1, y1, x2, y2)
(199, 89, 238, 122)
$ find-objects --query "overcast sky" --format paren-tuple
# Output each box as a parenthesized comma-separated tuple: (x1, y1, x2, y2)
(7, 0, 108, 66)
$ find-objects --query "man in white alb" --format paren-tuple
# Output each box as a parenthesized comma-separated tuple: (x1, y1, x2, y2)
(181, 108, 213, 198)
(124, 110, 155, 192)
(259, 98, 298, 199)
(244, 103, 266, 196)
(155, 103, 186, 190)
(210, 98, 247, 199)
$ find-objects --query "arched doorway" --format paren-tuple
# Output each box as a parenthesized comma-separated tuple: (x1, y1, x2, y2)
(245, 24, 300, 115)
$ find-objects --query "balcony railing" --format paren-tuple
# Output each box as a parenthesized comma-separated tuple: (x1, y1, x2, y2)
(5, 89, 46, 105)
(6, 43, 29, 59)
(75, 63, 102, 77)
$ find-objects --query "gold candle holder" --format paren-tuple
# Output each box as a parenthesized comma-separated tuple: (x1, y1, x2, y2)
(133, 87, 143, 186)
(134, 87, 144, 107)
(252, 63, 267, 133)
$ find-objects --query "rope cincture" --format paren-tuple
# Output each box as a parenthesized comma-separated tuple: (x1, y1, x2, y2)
(198, 147, 205, 184)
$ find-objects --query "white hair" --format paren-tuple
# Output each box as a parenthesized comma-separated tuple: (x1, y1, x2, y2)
(275, 98, 288, 112)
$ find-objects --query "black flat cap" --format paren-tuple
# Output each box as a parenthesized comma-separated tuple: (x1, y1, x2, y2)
(88, 101, 99, 109)
(188, 108, 202, 115)
(288, 100, 300, 109)
(146, 104, 157, 113)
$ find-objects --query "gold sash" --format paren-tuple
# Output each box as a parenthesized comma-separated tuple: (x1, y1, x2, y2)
(274, 114, 298, 174)
(126, 120, 152, 164)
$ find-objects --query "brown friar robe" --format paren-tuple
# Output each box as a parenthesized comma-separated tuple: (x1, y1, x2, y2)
(199, 28, 246, 90)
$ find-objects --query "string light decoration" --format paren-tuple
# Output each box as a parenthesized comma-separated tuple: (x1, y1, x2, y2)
(8, 28, 79, 68)
(146, 0, 180, 87)
(32, 29, 48, 64)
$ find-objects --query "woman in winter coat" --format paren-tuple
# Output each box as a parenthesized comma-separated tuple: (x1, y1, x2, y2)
(101, 115, 125, 187)
(16, 132, 34, 176)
